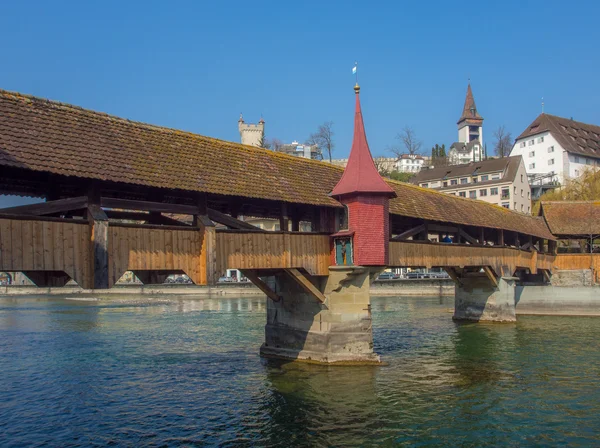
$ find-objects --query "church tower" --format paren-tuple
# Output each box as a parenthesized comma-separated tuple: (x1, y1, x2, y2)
(457, 84, 484, 146)
(238, 114, 265, 147)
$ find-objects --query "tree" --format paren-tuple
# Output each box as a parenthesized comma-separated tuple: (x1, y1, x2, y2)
(430, 143, 449, 167)
(373, 156, 392, 177)
(390, 127, 422, 159)
(259, 134, 270, 149)
(493, 126, 512, 158)
(307, 121, 335, 163)
(389, 171, 416, 183)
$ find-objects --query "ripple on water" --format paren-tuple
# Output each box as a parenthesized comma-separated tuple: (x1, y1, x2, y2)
(1, 295, 599, 447)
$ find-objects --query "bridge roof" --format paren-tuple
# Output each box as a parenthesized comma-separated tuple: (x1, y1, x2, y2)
(539, 201, 600, 236)
(0, 89, 553, 240)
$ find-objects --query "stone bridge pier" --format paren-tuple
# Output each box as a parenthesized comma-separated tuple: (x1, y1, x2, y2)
(453, 273, 518, 322)
(260, 266, 382, 365)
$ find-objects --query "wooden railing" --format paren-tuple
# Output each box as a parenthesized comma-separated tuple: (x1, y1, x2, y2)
(554, 253, 600, 283)
(216, 230, 331, 276)
(0, 216, 92, 287)
(389, 240, 555, 275)
(107, 223, 207, 287)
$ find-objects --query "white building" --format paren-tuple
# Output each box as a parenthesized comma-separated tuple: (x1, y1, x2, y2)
(278, 141, 322, 160)
(510, 114, 600, 197)
(396, 154, 425, 173)
(412, 156, 532, 213)
(448, 84, 485, 165)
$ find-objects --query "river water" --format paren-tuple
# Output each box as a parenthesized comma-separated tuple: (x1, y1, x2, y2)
(1, 295, 599, 447)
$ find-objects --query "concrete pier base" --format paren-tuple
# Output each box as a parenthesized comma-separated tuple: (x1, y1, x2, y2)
(454, 275, 517, 322)
(260, 266, 382, 365)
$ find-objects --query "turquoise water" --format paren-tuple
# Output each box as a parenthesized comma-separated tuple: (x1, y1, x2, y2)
(1, 295, 599, 447)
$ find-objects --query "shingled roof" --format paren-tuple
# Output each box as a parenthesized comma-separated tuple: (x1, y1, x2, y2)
(539, 201, 600, 236)
(457, 84, 483, 125)
(516, 113, 600, 160)
(0, 88, 553, 239)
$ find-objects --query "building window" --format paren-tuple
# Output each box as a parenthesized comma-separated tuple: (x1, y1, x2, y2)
(514, 186, 517, 194)
(537, 137, 544, 143)
(481, 175, 489, 181)
(574, 156, 580, 163)
(520, 174, 523, 182)
(501, 188, 510, 199)
(528, 206, 531, 213)
(529, 163, 536, 169)
(548, 146, 554, 153)
(521, 189, 524, 197)
(502, 203, 510, 208)
(527, 191, 530, 199)
(479, 189, 487, 196)
(548, 159, 554, 165)
(514, 202, 517, 209)
(587, 158, 592, 165)
(421, 183, 428, 188)
(451, 179, 458, 186)
(443, 181, 448, 187)
(460, 178, 468, 184)
(459, 191, 466, 197)
(575, 169, 580, 176)
(492, 175, 500, 180)
(529, 151, 535, 157)
(528, 139, 534, 146)
(469, 191, 477, 198)
(521, 204, 524, 211)
(520, 142, 526, 148)
(490, 187, 499, 195)
(472, 177, 478, 183)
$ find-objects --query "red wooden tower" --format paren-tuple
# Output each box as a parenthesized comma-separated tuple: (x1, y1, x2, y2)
(330, 84, 397, 266)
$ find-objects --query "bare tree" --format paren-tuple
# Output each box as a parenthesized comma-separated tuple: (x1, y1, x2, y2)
(373, 156, 392, 177)
(307, 121, 335, 163)
(493, 126, 513, 158)
(390, 127, 422, 158)
(270, 138, 284, 151)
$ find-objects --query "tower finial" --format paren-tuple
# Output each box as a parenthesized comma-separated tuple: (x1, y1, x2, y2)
(541, 97, 545, 113)
(354, 83, 360, 94)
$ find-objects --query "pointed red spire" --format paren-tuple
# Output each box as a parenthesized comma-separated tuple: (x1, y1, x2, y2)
(331, 85, 396, 198)
(457, 84, 483, 124)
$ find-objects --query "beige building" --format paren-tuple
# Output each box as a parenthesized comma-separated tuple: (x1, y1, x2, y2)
(238, 114, 265, 147)
(412, 156, 532, 213)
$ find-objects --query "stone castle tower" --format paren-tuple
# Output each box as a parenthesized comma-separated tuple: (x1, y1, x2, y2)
(238, 114, 265, 147)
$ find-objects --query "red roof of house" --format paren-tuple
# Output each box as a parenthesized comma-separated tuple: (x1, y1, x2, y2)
(330, 85, 396, 198)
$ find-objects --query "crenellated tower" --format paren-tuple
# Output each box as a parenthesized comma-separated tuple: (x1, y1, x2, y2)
(238, 114, 265, 147)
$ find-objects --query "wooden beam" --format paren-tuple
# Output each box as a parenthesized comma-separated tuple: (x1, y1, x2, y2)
(241, 270, 281, 302)
(87, 204, 109, 289)
(541, 269, 552, 284)
(479, 227, 485, 245)
(443, 267, 463, 286)
(101, 197, 199, 215)
(428, 223, 459, 234)
(459, 228, 479, 245)
(498, 229, 504, 246)
(391, 224, 426, 241)
(482, 266, 499, 288)
(206, 208, 258, 230)
(0, 196, 88, 216)
(521, 242, 532, 251)
(284, 268, 326, 303)
(279, 202, 289, 232)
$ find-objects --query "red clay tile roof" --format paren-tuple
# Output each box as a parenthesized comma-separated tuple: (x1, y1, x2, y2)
(457, 84, 483, 125)
(0, 88, 553, 239)
(516, 113, 600, 160)
(539, 201, 600, 236)
(330, 86, 395, 198)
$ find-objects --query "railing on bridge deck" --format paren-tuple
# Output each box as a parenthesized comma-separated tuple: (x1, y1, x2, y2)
(554, 253, 600, 283)
(215, 229, 331, 276)
(0, 215, 92, 287)
(388, 240, 555, 276)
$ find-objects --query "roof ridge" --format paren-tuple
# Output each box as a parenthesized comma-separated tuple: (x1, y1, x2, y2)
(0, 87, 341, 170)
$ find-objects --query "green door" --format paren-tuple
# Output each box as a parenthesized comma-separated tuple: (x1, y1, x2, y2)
(335, 238, 353, 266)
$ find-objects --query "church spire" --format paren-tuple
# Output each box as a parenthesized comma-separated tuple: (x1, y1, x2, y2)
(457, 83, 483, 124)
(330, 84, 396, 198)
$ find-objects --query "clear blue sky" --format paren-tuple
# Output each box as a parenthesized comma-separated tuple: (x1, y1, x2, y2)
(1, 0, 599, 162)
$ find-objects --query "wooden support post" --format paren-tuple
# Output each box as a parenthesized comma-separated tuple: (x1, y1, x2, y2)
(279, 202, 289, 232)
(87, 203, 109, 289)
(549, 239, 557, 255)
(389, 215, 394, 239)
(479, 227, 485, 245)
(498, 229, 505, 247)
(291, 211, 300, 232)
(419, 222, 429, 241)
(284, 268, 326, 303)
(241, 270, 281, 302)
(444, 267, 463, 286)
(456, 226, 463, 244)
(195, 214, 217, 285)
(482, 266, 499, 288)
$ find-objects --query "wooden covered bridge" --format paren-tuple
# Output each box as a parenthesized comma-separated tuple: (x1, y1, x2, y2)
(0, 86, 558, 363)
